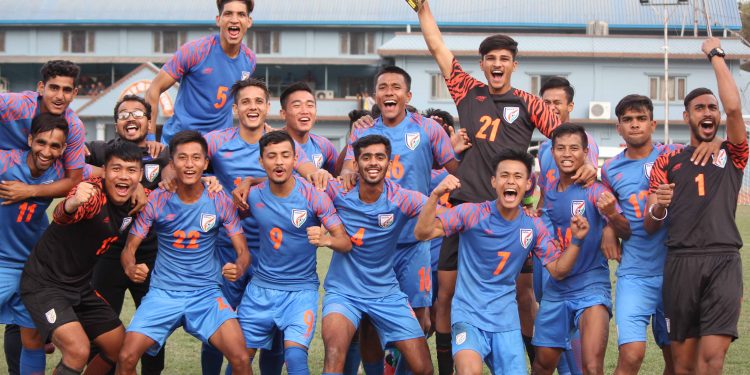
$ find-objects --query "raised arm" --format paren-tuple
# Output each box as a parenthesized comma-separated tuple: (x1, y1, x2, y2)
(145, 71, 177, 136)
(702, 38, 746, 145)
(545, 215, 588, 280)
(416, 1, 456, 79)
(414, 175, 460, 240)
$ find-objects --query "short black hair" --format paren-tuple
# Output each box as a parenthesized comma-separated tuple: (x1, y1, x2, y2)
(31, 113, 69, 139)
(231, 77, 269, 104)
(169, 130, 208, 159)
(684, 87, 715, 109)
(352, 135, 391, 160)
(217, 0, 253, 14)
(551, 122, 588, 149)
(374, 66, 412, 91)
(492, 148, 534, 177)
(105, 140, 143, 166)
(615, 94, 654, 121)
(348, 109, 371, 126)
(280, 82, 314, 109)
(422, 108, 455, 128)
(40, 60, 81, 85)
(114, 95, 152, 123)
(479, 34, 518, 59)
(370, 104, 381, 119)
(540, 76, 574, 103)
(259, 131, 295, 156)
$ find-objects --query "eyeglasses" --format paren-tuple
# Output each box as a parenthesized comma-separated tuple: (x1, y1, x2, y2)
(117, 110, 146, 121)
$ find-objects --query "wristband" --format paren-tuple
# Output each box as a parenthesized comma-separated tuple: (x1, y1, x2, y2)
(146, 133, 156, 142)
(571, 237, 583, 247)
(648, 204, 668, 221)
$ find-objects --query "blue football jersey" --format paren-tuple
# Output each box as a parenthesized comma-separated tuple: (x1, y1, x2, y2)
(160, 34, 256, 144)
(0, 150, 64, 269)
(130, 188, 243, 291)
(542, 182, 617, 300)
(537, 133, 599, 194)
(0, 91, 86, 171)
(298, 133, 339, 175)
(323, 179, 427, 298)
(601, 143, 682, 277)
(248, 176, 342, 291)
(345, 112, 455, 245)
(439, 202, 560, 332)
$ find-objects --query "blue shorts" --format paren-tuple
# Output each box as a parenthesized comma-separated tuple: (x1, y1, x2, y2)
(238, 284, 318, 350)
(532, 256, 548, 302)
(615, 275, 670, 347)
(394, 241, 432, 308)
(323, 291, 423, 349)
(0, 268, 34, 328)
(451, 322, 526, 374)
(127, 287, 237, 356)
(216, 245, 253, 308)
(532, 292, 612, 349)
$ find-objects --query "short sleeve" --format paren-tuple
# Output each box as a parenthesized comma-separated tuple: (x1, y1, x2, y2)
(436, 203, 481, 236)
(532, 217, 562, 265)
(310, 188, 343, 229)
(586, 132, 599, 165)
(294, 142, 311, 168)
(321, 138, 340, 174)
(393, 186, 427, 218)
(344, 127, 367, 161)
(215, 191, 243, 237)
(424, 117, 456, 167)
(589, 183, 622, 217)
(162, 37, 212, 81)
(0, 149, 17, 175)
(62, 111, 86, 170)
(130, 196, 156, 239)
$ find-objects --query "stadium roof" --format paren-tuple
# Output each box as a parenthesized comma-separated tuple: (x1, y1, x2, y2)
(379, 33, 750, 60)
(0, 0, 742, 30)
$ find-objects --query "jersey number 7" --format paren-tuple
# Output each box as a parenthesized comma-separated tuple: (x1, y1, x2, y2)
(493, 251, 511, 275)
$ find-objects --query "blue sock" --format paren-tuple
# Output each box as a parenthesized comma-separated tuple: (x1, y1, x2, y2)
(363, 361, 384, 375)
(201, 343, 224, 375)
(284, 346, 309, 375)
(342, 338, 361, 375)
(259, 331, 285, 375)
(20, 347, 45, 375)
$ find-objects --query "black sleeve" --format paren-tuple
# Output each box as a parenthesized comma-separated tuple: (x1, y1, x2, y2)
(85, 141, 108, 167)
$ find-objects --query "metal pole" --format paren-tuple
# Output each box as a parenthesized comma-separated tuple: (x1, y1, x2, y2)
(664, 4, 670, 144)
(694, 0, 699, 37)
(702, 0, 713, 37)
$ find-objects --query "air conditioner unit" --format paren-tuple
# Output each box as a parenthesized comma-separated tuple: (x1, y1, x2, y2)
(588, 101, 611, 120)
(315, 90, 334, 100)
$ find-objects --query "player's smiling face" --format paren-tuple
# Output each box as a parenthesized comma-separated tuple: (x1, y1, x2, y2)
(37, 75, 77, 115)
(260, 141, 296, 185)
(354, 144, 390, 185)
(115, 100, 149, 145)
(617, 108, 656, 149)
(542, 88, 573, 123)
(491, 159, 530, 210)
(281, 90, 317, 134)
(27, 129, 66, 176)
(170, 142, 208, 187)
(103, 157, 142, 205)
(234, 86, 269, 131)
(684, 94, 721, 143)
(480, 49, 517, 94)
(216, 1, 252, 47)
(552, 133, 588, 176)
(375, 73, 412, 126)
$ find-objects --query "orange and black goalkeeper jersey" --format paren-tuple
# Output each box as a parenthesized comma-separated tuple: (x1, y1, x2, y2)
(649, 140, 749, 254)
(446, 58, 560, 202)
(22, 178, 136, 289)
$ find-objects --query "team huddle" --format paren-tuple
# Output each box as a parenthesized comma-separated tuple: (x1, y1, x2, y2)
(0, 1, 746, 375)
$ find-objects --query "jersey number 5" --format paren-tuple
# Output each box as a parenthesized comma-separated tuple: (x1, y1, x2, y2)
(214, 86, 229, 109)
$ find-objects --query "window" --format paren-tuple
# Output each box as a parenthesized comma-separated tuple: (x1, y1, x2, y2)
(0, 31, 5, 53)
(649, 76, 687, 101)
(529, 74, 565, 96)
(153, 31, 187, 53)
(62, 30, 95, 53)
(430, 73, 451, 100)
(340, 32, 375, 55)
(246, 31, 280, 54)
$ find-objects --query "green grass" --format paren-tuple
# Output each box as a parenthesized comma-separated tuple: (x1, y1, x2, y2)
(2, 207, 750, 374)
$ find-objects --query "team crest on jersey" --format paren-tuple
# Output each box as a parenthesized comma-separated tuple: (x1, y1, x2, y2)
(455, 331, 467, 345)
(120, 217, 133, 233)
(503, 106, 520, 123)
(144, 164, 160, 183)
(45, 309, 56, 324)
(241, 71, 251, 80)
(643, 162, 654, 179)
(520, 228, 533, 248)
(571, 200, 586, 216)
(378, 213, 394, 228)
(312, 154, 324, 168)
(200, 213, 217, 232)
(292, 209, 308, 228)
(405, 133, 421, 151)
(712, 149, 727, 168)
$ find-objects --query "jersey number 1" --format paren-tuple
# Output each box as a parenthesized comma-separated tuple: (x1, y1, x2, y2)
(16, 202, 37, 223)
(695, 173, 705, 197)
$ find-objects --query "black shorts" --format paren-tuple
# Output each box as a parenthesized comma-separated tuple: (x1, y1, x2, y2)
(663, 251, 742, 342)
(20, 276, 121, 342)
